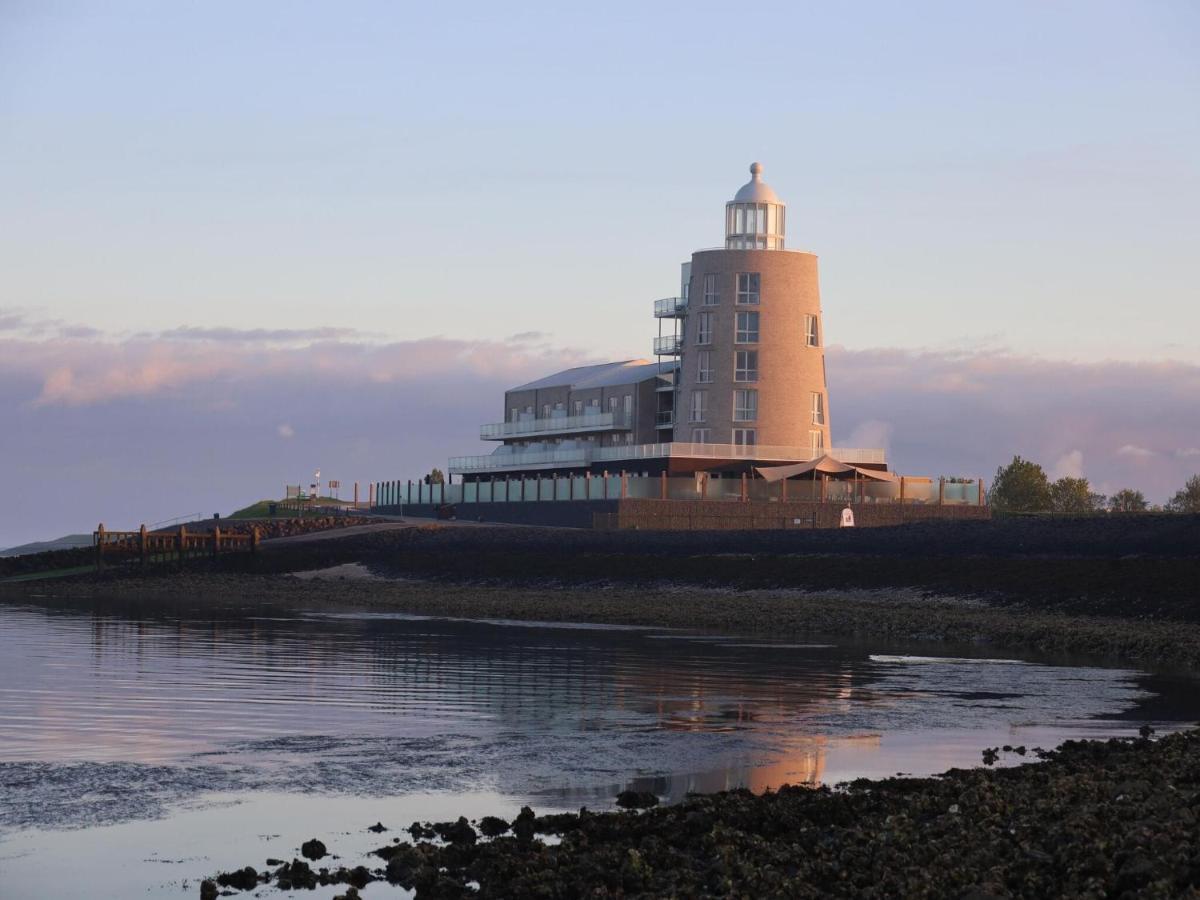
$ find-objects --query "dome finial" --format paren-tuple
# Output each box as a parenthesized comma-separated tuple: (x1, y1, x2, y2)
(749, 161, 763, 179)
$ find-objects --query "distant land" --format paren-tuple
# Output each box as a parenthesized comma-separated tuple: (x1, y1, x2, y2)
(0, 534, 94, 558)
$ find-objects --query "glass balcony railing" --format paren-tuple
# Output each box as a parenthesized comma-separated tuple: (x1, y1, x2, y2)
(653, 334, 682, 356)
(448, 442, 887, 474)
(655, 410, 674, 427)
(480, 411, 631, 440)
(653, 296, 687, 317)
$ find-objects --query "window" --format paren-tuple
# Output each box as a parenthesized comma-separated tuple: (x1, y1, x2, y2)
(735, 311, 759, 343)
(573, 400, 583, 416)
(692, 428, 711, 443)
(608, 396, 618, 412)
(542, 404, 550, 419)
(624, 432, 634, 444)
(697, 312, 713, 345)
(733, 389, 758, 422)
(702, 273, 719, 306)
(736, 273, 760, 305)
(810, 430, 824, 453)
(697, 350, 713, 383)
(689, 390, 708, 423)
(811, 392, 825, 425)
(735, 350, 758, 382)
(624, 395, 632, 416)
(732, 428, 756, 448)
(805, 315, 820, 348)
(510, 407, 519, 422)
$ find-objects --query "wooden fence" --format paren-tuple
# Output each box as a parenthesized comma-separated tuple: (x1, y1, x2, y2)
(94, 523, 260, 569)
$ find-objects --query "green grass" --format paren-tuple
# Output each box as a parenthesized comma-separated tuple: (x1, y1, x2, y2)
(228, 497, 344, 519)
(0, 564, 98, 583)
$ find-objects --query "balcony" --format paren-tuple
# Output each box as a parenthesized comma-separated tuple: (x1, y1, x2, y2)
(480, 411, 631, 441)
(653, 334, 682, 356)
(655, 410, 674, 428)
(655, 369, 676, 392)
(653, 296, 687, 318)
(448, 441, 887, 475)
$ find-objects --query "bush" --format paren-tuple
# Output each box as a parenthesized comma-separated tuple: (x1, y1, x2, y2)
(989, 456, 1052, 512)
(1109, 489, 1148, 513)
(1049, 477, 1100, 514)
(1167, 475, 1200, 514)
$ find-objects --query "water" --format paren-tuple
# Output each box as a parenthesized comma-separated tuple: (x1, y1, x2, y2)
(0, 593, 1196, 898)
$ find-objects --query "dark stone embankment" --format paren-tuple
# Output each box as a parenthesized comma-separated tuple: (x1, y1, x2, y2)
(205, 729, 1200, 898)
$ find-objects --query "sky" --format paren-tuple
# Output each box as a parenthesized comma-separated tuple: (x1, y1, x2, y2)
(2, 1, 1198, 547)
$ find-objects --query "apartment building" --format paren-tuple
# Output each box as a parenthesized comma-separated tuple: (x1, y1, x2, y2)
(449, 164, 882, 479)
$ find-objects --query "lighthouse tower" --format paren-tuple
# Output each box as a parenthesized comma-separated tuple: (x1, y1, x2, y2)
(673, 163, 830, 454)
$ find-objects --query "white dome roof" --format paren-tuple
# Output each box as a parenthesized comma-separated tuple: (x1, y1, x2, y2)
(732, 162, 781, 204)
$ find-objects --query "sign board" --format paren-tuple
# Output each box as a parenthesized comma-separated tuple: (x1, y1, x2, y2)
(328, 480, 340, 490)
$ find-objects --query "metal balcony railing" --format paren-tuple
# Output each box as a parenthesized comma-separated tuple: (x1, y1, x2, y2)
(653, 334, 682, 356)
(480, 411, 631, 440)
(653, 296, 687, 318)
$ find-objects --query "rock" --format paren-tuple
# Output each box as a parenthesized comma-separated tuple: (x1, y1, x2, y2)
(408, 821, 436, 840)
(616, 790, 659, 809)
(333, 889, 360, 900)
(199, 880, 218, 900)
(214, 866, 259, 890)
(432, 816, 477, 844)
(300, 837, 327, 860)
(367, 821, 388, 833)
(264, 857, 283, 866)
(478, 815, 510, 838)
(512, 806, 537, 845)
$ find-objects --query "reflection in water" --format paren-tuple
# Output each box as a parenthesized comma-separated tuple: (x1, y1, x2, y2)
(1, 594, 1196, 899)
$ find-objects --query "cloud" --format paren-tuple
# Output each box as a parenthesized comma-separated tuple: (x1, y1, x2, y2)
(155, 325, 365, 343)
(277, 423, 295, 439)
(508, 331, 550, 343)
(1176, 448, 1200, 459)
(1116, 444, 1155, 459)
(1050, 450, 1084, 480)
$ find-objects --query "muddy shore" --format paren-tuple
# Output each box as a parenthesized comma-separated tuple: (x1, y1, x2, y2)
(200, 728, 1199, 899)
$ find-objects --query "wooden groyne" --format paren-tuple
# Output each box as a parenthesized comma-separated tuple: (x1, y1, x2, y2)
(94, 523, 259, 569)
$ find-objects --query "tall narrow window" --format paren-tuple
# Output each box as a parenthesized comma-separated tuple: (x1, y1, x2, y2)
(573, 400, 583, 416)
(697, 312, 713, 345)
(811, 392, 825, 425)
(736, 273, 760, 305)
(735, 311, 759, 343)
(805, 315, 820, 347)
(510, 407, 519, 422)
(691, 428, 711, 444)
(732, 428, 756, 448)
(734, 350, 758, 382)
(697, 350, 713, 383)
(702, 273, 719, 306)
(542, 403, 550, 419)
(689, 390, 708, 423)
(624, 395, 632, 416)
(608, 396, 617, 412)
(810, 430, 824, 454)
(733, 389, 758, 422)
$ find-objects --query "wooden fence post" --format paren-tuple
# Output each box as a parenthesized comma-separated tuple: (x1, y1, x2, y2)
(96, 523, 105, 570)
(620, 471, 628, 499)
(977, 478, 985, 506)
(938, 477, 945, 506)
(178, 525, 187, 566)
(660, 471, 667, 500)
(212, 525, 220, 560)
(740, 472, 748, 502)
(585, 472, 591, 500)
(251, 526, 260, 555)
(139, 525, 147, 566)
(603, 471, 609, 500)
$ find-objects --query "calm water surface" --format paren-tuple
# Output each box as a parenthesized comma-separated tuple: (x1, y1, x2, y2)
(0, 592, 1196, 898)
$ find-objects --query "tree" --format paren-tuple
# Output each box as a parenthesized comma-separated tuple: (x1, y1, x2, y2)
(1049, 477, 1097, 514)
(1166, 474, 1200, 513)
(1108, 489, 1148, 513)
(425, 468, 445, 485)
(988, 456, 1052, 512)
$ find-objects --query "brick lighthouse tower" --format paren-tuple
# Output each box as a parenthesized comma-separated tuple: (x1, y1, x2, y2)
(674, 163, 830, 454)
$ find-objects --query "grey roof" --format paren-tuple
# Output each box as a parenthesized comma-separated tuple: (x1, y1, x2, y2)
(509, 359, 662, 392)
(732, 161, 782, 204)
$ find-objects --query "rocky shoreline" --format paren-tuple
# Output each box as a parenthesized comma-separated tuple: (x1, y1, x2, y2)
(201, 728, 1199, 898)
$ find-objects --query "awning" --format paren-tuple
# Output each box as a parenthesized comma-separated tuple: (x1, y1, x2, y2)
(755, 455, 898, 483)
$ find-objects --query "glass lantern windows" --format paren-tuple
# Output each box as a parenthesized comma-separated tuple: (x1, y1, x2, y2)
(725, 202, 785, 250)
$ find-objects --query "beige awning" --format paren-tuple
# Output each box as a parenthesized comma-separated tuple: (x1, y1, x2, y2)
(755, 455, 898, 483)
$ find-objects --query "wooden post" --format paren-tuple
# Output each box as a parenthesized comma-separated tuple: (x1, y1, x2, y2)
(977, 478, 984, 506)
(96, 523, 105, 570)
(178, 525, 187, 566)
(740, 472, 748, 502)
(603, 470, 609, 500)
(585, 472, 591, 500)
(620, 470, 627, 499)
(354, 482, 359, 507)
(139, 524, 147, 566)
(938, 477, 945, 506)
(820, 474, 827, 504)
(660, 471, 667, 500)
(251, 526, 260, 555)
(569, 473, 575, 501)
(212, 525, 220, 560)
(899, 476, 906, 505)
